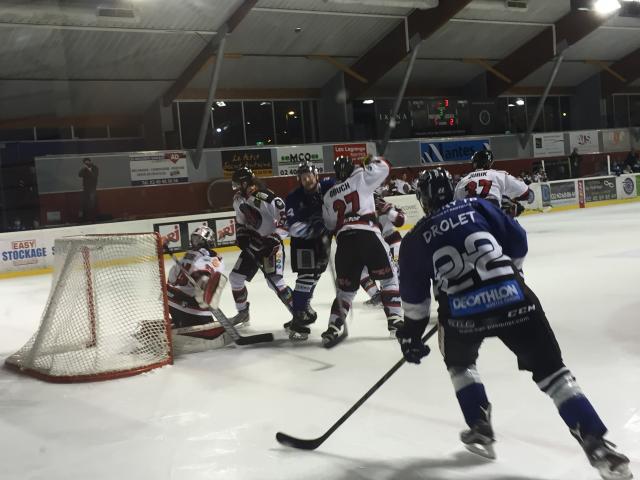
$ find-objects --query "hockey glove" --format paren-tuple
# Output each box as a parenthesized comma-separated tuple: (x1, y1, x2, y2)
(396, 319, 430, 364)
(237, 234, 251, 251)
(501, 198, 525, 218)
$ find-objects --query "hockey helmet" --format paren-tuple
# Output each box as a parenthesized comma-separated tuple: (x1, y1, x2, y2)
(190, 225, 215, 249)
(232, 166, 255, 191)
(333, 156, 354, 182)
(471, 150, 494, 170)
(416, 167, 454, 214)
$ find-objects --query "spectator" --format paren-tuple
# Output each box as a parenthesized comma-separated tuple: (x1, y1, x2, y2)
(569, 147, 581, 178)
(78, 157, 99, 222)
(519, 170, 532, 185)
(624, 149, 638, 173)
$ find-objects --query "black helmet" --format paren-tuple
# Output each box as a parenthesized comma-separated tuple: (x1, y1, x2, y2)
(471, 150, 494, 170)
(297, 160, 318, 178)
(416, 167, 454, 214)
(333, 156, 354, 182)
(232, 166, 255, 191)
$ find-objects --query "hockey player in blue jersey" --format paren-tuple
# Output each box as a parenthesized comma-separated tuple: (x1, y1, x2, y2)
(396, 168, 632, 480)
(284, 161, 335, 340)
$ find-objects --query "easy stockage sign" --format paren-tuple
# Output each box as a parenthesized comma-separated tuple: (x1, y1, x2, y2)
(1, 238, 51, 268)
(130, 151, 189, 186)
(584, 178, 617, 202)
(276, 146, 324, 176)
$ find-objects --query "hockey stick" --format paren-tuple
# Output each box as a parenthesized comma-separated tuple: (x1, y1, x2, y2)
(167, 251, 274, 345)
(275, 323, 438, 450)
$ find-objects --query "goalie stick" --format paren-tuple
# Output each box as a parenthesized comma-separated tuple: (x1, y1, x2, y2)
(275, 324, 438, 450)
(168, 251, 274, 346)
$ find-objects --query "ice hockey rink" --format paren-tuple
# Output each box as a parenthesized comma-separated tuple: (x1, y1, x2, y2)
(1, 202, 638, 480)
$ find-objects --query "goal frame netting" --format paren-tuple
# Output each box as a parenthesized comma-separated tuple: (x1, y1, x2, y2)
(5, 232, 173, 382)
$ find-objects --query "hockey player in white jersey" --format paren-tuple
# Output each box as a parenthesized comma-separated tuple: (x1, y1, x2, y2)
(165, 226, 228, 340)
(229, 166, 293, 324)
(361, 193, 406, 307)
(320, 155, 403, 348)
(454, 150, 531, 217)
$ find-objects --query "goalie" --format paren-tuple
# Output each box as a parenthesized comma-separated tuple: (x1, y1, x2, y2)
(165, 226, 229, 340)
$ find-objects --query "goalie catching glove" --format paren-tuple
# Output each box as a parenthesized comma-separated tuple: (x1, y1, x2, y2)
(193, 271, 228, 309)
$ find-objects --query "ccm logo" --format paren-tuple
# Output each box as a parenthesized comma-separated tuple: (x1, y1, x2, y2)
(507, 304, 536, 318)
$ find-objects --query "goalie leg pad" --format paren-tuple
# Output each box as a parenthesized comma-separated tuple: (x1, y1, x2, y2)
(197, 271, 227, 308)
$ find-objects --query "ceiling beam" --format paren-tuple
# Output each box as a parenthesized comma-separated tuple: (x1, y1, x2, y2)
(463, 58, 511, 84)
(343, 0, 474, 101)
(308, 55, 368, 84)
(161, 0, 257, 106)
(486, 10, 609, 98)
(600, 47, 640, 94)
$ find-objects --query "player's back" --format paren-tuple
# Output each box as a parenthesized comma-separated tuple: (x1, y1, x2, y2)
(454, 169, 528, 204)
(402, 197, 527, 297)
(234, 188, 286, 238)
(322, 159, 389, 234)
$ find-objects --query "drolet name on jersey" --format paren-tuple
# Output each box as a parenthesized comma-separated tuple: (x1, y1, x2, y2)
(422, 211, 476, 244)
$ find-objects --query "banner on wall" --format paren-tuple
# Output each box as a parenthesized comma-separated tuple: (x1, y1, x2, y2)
(383, 194, 424, 225)
(617, 175, 636, 199)
(548, 181, 577, 206)
(533, 133, 565, 157)
(332, 143, 376, 162)
(569, 130, 599, 154)
(584, 177, 617, 202)
(276, 146, 324, 176)
(602, 129, 630, 152)
(0, 236, 53, 271)
(221, 149, 272, 178)
(215, 217, 237, 247)
(420, 139, 489, 163)
(155, 223, 185, 251)
(129, 151, 189, 186)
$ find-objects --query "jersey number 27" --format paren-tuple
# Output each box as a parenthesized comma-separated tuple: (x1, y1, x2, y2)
(465, 179, 492, 198)
(333, 191, 360, 228)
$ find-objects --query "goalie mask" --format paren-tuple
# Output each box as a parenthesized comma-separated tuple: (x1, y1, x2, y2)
(190, 226, 215, 250)
(416, 167, 454, 214)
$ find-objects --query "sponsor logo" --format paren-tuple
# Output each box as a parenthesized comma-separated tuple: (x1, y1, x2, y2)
(507, 304, 536, 318)
(623, 177, 634, 195)
(541, 184, 551, 203)
(604, 180, 614, 188)
(575, 133, 593, 146)
(1, 239, 48, 266)
(216, 218, 236, 242)
(449, 279, 524, 316)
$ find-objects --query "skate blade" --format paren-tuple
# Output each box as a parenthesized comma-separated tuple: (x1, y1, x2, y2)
(287, 329, 309, 341)
(595, 461, 633, 480)
(464, 442, 496, 460)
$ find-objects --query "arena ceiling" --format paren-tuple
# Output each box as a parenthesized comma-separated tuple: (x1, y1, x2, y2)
(0, 0, 639, 123)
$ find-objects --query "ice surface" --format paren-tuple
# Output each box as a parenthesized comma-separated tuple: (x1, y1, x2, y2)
(1, 203, 638, 480)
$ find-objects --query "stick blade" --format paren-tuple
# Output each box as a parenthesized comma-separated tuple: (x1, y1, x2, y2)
(236, 333, 274, 345)
(275, 431, 323, 450)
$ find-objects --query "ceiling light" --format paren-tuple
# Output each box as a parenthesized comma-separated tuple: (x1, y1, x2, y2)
(508, 103, 516, 107)
(562, 112, 568, 117)
(363, 99, 374, 104)
(216, 128, 222, 133)
(593, 0, 621, 13)
(260, 101, 270, 106)
(216, 101, 226, 107)
(515, 98, 525, 106)
(287, 110, 296, 115)
(294, 27, 302, 33)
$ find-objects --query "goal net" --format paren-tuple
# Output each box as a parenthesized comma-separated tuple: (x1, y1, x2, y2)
(5, 233, 173, 382)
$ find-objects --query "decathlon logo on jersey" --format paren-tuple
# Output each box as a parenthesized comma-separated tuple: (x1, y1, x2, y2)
(449, 279, 524, 316)
(422, 211, 475, 244)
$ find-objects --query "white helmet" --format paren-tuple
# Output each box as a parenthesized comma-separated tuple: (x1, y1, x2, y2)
(190, 226, 215, 249)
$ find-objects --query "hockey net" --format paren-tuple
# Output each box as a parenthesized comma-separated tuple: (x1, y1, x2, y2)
(5, 233, 173, 382)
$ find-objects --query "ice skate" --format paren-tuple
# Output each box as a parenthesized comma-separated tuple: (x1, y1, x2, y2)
(387, 315, 404, 337)
(304, 305, 318, 324)
(575, 433, 633, 480)
(230, 303, 250, 328)
(460, 405, 496, 460)
(321, 318, 348, 348)
(363, 291, 382, 307)
(284, 311, 311, 341)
